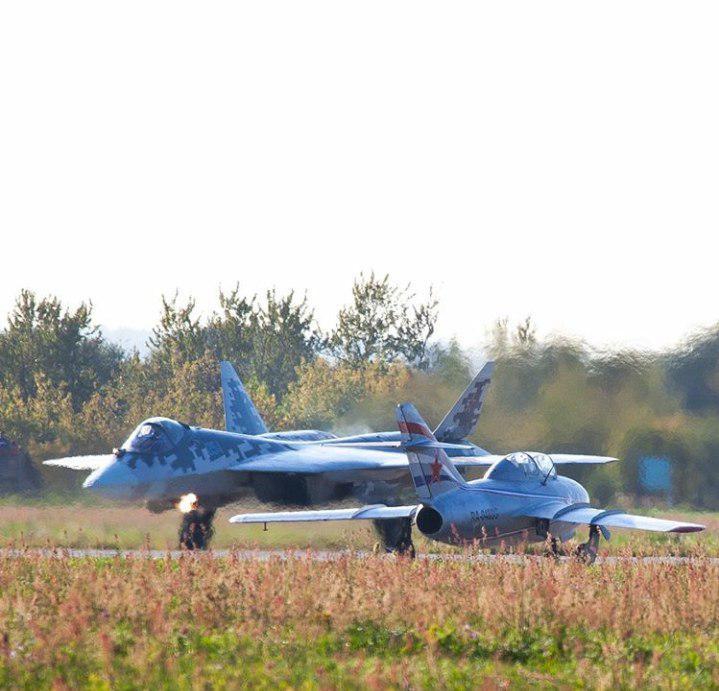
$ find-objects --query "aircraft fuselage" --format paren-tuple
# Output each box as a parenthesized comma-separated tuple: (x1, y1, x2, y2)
(83, 421, 484, 510)
(414, 475, 589, 547)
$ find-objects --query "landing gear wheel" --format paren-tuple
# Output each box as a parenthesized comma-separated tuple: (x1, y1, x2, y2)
(545, 536, 565, 559)
(575, 525, 600, 565)
(396, 531, 416, 559)
(179, 508, 216, 550)
(373, 517, 416, 558)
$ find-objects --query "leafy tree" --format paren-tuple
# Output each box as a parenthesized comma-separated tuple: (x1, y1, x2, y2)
(2, 280, 719, 509)
(328, 273, 438, 369)
(426, 338, 473, 389)
(666, 325, 719, 412)
(0, 290, 123, 408)
(238, 289, 319, 398)
(147, 287, 319, 400)
(148, 294, 207, 374)
(206, 287, 257, 376)
(280, 359, 411, 431)
(206, 286, 319, 398)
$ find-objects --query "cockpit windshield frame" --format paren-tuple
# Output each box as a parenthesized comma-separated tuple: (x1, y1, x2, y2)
(506, 452, 540, 477)
(528, 452, 556, 482)
(123, 422, 175, 454)
(485, 451, 557, 482)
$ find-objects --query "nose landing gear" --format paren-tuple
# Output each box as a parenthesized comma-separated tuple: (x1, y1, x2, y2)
(179, 507, 216, 550)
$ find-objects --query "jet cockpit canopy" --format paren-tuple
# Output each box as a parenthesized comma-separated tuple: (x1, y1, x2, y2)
(485, 451, 556, 482)
(122, 417, 188, 454)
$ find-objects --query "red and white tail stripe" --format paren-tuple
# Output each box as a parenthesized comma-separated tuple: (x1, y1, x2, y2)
(396, 403, 466, 500)
(397, 419, 434, 439)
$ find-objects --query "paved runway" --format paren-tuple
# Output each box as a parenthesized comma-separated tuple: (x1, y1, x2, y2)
(0, 547, 715, 564)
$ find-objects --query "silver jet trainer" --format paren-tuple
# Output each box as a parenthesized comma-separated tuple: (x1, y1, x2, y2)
(230, 403, 705, 562)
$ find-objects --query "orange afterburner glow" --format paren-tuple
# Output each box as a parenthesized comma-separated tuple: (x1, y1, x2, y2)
(177, 493, 198, 514)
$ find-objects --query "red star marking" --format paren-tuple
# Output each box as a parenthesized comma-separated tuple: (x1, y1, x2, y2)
(430, 452, 442, 484)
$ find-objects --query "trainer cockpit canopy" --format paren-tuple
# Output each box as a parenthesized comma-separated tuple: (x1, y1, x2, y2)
(485, 451, 556, 482)
(122, 418, 187, 454)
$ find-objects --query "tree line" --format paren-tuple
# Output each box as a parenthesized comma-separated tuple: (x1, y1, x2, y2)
(0, 274, 718, 508)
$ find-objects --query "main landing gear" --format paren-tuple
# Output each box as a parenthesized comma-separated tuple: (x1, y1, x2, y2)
(575, 525, 600, 565)
(179, 507, 216, 550)
(548, 536, 566, 558)
(546, 526, 600, 564)
(373, 517, 416, 558)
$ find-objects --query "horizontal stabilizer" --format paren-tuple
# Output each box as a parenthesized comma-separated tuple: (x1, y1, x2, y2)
(229, 504, 417, 524)
(43, 455, 115, 471)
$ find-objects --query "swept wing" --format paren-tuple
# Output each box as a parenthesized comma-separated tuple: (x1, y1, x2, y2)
(43, 455, 115, 471)
(519, 501, 704, 533)
(230, 504, 417, 524)
(223, 446, 616, 476)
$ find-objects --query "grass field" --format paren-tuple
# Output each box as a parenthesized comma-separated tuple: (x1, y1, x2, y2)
(0, 502, 716, 688)
(0, 551, 716, 688)
(0, 501, 716, 557)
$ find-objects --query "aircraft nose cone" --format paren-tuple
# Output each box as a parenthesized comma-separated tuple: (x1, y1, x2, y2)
(83, 460, 139, 499)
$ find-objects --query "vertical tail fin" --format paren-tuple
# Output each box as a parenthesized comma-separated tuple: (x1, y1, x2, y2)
(433, 360, 494, 442)
(396, 403, 465, 501)
(220, 361, 268, 435)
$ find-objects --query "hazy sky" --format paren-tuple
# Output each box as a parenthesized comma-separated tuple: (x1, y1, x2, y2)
(1, 2, 717, 351)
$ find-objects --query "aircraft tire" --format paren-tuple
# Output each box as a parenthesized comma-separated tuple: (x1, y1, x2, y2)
(575, 525, 600, 565)
(373, 517, 416, 558)
(575, 543, 597, 565)
(545, 536, 565, 559)
(179, 508, 216, 550)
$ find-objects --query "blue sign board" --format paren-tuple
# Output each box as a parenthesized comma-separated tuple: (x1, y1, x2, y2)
(638, 456, 672, 493)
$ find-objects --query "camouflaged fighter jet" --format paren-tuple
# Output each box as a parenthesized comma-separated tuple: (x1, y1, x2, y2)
(43, 360, 500, 548)
(230, 403, 705, 562)
(44, 360, 618, 551)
